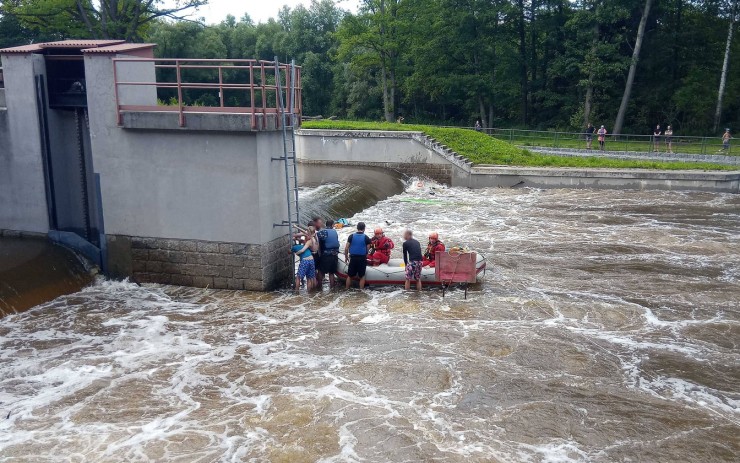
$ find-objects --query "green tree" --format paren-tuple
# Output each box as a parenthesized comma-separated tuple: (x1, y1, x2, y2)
(1, 0, 207, 41)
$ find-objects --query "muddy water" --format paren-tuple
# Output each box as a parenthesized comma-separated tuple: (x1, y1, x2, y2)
(0, 185, 738, 462)
(0, 238, 93, 316)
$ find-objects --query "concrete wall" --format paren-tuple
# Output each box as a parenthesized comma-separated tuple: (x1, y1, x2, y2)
(468, 166, 740, 193)
(0, 54, 50, 234)
(295, 129, 471, 184)
(85, 53, 289, 245)
(297, 129, 739, 193)
(84, 53, 292, 289)
(115, 59, 157, 106)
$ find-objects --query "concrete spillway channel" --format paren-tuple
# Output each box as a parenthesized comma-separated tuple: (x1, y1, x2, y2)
(0, 235, 94, 316)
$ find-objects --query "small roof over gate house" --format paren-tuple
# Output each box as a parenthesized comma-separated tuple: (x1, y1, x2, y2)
(0, 40, 154, 57)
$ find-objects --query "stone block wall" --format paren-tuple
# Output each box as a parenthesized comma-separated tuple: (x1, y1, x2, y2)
(107, 234, 292, 290)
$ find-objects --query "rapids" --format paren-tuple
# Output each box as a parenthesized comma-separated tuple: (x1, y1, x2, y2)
(0, 182, 738, 462)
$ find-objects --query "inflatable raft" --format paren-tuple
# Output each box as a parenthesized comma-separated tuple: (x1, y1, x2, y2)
(336, 254, 487, 286)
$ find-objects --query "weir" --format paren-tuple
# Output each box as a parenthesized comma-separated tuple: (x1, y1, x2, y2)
(296, 129, 740, 193)
(0, 41, 301, 290)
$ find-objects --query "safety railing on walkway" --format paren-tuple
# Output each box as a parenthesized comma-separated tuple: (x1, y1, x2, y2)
(471, 127, 734, 156)
(112, 58, 302, 129)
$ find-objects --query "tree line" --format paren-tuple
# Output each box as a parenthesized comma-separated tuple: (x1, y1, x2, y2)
(1, 0, 738, 135)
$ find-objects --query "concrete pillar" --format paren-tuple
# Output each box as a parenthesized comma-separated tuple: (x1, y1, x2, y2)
(0, 54, 50, 234)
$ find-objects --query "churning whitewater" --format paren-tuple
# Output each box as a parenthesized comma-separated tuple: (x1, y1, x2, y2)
(0, 183, 738, 462)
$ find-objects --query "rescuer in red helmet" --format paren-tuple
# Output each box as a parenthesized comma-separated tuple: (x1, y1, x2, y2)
(368, 227, 395, 266)
(422, 232, 445, 267)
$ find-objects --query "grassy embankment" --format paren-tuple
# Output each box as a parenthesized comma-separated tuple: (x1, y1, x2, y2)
(302, 120, 737, 171)
(497, 132, 736, 156)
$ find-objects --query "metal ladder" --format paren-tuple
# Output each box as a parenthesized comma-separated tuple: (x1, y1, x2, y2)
(273, 58, 301, 277)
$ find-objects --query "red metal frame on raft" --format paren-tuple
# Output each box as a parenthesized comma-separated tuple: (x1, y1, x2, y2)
(111, 58, 302, 129)
(336, 257, 487, 287)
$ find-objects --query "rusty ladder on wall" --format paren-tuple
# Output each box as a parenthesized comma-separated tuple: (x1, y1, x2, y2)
(273, 58, 301, 278)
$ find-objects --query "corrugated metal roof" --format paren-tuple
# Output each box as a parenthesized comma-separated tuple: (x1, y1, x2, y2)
(0, 39, 125, 54)
(82, 43, 156, 54)
(0, 43, 44, 53)
(42, 39, 125, 48)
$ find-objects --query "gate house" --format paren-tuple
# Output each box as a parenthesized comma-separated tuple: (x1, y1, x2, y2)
(0, 40, 301, 290)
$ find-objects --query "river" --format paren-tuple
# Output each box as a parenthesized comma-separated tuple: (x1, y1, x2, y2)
(0, 181, 738, 462)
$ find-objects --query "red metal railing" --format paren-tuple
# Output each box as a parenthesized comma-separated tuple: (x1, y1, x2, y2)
(111, 58, 302, 129)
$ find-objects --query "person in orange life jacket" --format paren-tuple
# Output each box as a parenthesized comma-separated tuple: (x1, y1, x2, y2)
(422, 232, 445, 268)
(368, 227, 394, 266)
(344, 222, 372, 289)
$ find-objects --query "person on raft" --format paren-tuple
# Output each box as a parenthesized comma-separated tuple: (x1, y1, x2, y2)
(345, 222, 372, 289)
(422, 232, 445, 267)
(368, 227, 395, 266)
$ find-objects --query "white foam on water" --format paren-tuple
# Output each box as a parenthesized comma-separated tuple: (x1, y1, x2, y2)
(1, 188, 739, 461)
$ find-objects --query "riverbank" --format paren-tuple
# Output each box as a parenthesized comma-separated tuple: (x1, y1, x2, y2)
(301, 121, 737, 171)
(296, 129, 740, 193)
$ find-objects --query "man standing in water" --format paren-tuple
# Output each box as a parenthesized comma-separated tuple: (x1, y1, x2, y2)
(311, 217, 324, 283)
(403, 230, 423, 291)
(344, 222, 371, 289)
(317, 219, 341, 287)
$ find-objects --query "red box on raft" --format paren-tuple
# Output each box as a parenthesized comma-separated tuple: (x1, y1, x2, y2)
(435, 251, 478, 284)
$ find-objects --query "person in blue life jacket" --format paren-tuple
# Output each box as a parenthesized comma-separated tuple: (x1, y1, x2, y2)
(344, 222, 372, 289)
(291, 237, 316, 291)
(316, 219, 341, 287)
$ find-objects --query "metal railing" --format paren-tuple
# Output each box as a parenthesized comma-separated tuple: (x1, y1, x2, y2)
(112, 58, 302, 129)
(469, 127, 734, 156)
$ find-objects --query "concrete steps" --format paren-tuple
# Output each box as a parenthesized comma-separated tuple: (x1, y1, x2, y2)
(423, 137, 475, 170)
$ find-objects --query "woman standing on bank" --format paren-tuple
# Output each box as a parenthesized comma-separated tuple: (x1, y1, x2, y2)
(664, 126, 674, 154)
(597, 125, 608, 151)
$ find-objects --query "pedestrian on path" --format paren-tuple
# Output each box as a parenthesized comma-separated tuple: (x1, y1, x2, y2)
(597, 125, 607, 151)
(664, 126, 674, 154)
(585, 123, 595, 150)
(653, 125, 662, 152)
(722, 128, 732, 152)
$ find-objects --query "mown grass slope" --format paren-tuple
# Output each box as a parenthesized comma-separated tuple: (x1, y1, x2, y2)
(301, 121, 737, 171)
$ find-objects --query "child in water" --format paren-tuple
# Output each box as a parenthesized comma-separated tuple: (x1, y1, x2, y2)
(291, 236, 316, 290)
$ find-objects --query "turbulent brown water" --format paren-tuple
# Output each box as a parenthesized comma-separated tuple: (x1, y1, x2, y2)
(0, 184, 738, 462)
(0, 238, 93, 316)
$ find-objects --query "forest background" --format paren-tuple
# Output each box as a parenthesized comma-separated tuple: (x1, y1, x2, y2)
(1, 0, 738, 135)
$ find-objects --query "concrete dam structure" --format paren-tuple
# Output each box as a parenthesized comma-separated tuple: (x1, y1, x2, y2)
(296, 129, 740, 192)
(0, 40, 301, 290)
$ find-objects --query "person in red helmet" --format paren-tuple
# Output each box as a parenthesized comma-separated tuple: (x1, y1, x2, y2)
(368, 227, 395, 266)
(422, 232, 445, 267)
